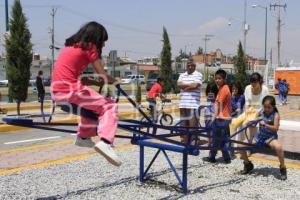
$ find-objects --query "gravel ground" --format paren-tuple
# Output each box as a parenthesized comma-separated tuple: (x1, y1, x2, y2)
(1, 147, 300, 200)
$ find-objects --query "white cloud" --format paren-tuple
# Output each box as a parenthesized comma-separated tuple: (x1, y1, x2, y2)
(179, 17, 229, 36)
(197, 17, 229, 34)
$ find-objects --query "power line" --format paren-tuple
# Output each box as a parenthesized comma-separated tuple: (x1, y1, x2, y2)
(0, 4, 61, 8)
(59, 6, 204, 38)
(270, 0, 287, 67)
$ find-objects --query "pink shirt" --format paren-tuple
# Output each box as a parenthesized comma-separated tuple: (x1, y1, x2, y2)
(147, 83, 162, 99)
(51, 44, 99, 92)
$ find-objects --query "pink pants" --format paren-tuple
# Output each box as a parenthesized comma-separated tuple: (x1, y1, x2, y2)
(52, 84, 118, 144)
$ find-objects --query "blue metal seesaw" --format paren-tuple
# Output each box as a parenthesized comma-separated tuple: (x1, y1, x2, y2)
(2, 84, 262, 194)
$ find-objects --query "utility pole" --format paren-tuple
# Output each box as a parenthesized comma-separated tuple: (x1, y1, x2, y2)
(270, 1, 287, 67)
(203, 34, 214, 81)
(227, 0, 249, 57)
(5, 0, 9, 31)
(252, 4, 268, 65)
(243, 0, 248, 55)
(50, 7, 57, 76)
(4, 0, 12, 102)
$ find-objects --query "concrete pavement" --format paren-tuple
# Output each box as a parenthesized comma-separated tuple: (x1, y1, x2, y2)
(0, 94, 300, 175)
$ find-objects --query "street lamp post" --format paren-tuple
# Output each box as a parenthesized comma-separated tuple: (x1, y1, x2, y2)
(203, 34, 214, 82)
(5, 0, 9, 32)
(228, 17, 250, 55)
(252, 4, 268, 65)
(228, 0, 249, 55)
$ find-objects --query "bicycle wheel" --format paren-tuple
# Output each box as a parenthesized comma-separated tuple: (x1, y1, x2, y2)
(159, 113, 173, 126)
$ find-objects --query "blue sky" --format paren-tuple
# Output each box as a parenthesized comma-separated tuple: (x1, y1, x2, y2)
(0, 0, 299, 64)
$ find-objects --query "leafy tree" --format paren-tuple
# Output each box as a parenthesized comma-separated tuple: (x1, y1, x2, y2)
(234, 41, 248, 88)
(5, 0, 32, 115)
(160, 27, 173, 93)
(196, 47, 203, 55)
(175, 49, 189, 62)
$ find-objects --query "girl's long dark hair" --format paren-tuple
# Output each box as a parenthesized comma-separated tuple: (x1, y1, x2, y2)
(65, 21, 108, 57)
(262, 95, 278, 113)
(231, 82, 244, 97)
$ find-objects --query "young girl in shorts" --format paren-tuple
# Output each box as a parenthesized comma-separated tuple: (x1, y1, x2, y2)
(240, 95, 287, 180)
(51, 21, 121, 166)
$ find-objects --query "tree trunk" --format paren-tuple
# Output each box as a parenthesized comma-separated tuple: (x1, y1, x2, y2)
(17, 101, 21, 116)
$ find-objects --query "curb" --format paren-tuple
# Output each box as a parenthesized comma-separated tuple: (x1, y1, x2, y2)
(3, 104, 52, 112)
(0, 108, 180, 133)
(0, 96, 181, 112)
(253, 148, 300, 161)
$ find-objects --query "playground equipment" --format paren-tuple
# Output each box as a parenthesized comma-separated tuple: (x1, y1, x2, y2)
(2, 85, 261, 194)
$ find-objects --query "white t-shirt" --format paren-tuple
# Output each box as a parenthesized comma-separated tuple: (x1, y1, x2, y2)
(244, 85, 269, 111)
(177, 70, 203, 109)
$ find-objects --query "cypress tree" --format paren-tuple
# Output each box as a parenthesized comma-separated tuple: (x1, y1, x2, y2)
(160, 27, 173, 93)
(234, 41, 248, 88)
(5, 0, 32, 115)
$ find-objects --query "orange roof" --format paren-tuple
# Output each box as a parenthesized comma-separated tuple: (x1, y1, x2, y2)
(137, 65, 160, 71)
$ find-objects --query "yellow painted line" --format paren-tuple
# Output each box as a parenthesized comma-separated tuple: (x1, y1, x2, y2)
(0, 139, 74, 155)
(249, 155, 300, 170)
(0, 130, 130, 155)
(0, 124, 32, 132)
(4, 104, 52, 112)
(0, 107, 297, 133)
(235, 153, 300, 170)
(0, 96, 180, 112)
(0, 143, 134, 175)
(0, 108, 180, 133)
(0, 105, 295, 133)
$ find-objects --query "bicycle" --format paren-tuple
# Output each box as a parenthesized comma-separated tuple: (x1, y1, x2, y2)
(140, 99, 173, 126)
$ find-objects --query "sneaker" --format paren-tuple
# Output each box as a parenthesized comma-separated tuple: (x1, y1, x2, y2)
(202, 157, 216, 163)
(94, 141, 122, 167)
(280, 167, 287, 180)
(75, 137, 95, 148)
(240, 161, 254, 174)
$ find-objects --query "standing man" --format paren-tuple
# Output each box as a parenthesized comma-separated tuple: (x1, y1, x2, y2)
(177, 59, 203, 144)
(36, 70, 45, 103)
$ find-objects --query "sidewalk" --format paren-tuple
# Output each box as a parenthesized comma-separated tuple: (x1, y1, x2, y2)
(0, 132, 132, 172)
(0, 95, 181, 112)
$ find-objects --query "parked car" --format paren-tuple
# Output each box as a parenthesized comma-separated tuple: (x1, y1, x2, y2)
(121, 75, 145, 84)
(0, 80, 8, 87)
(29, 79, 36, 86)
